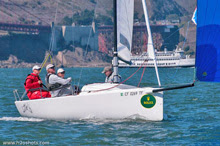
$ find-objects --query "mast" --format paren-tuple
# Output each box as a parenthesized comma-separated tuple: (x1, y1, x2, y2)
(113, 0, 119, 83)
(142, 0, 161, 87)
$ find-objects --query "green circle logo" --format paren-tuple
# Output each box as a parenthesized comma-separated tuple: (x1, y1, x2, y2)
(202, 72, 207, 76)
(140, 94, 156, 108)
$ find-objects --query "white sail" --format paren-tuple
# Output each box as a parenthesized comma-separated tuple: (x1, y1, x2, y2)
(142, 0, 161, 87)
(117, 0, 134, 63)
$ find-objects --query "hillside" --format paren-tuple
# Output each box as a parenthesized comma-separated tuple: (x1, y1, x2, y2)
(0, 0, 196, 25)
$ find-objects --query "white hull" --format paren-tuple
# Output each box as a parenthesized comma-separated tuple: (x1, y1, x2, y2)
(15, 83, 163, 121)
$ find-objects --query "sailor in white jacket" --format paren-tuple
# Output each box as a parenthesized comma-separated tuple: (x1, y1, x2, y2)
(102, 66, 121, 83)
(45, 64, 72, 97)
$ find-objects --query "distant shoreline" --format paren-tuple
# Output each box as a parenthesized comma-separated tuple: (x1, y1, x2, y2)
(0, 64, 109, 69)
(0, 54, 111, 68)
(0, 63, 110, 68)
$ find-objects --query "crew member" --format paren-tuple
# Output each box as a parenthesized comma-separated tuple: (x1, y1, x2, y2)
(57, 68, 65, 78)
(102, 66, 121, 83)
(24, 65, 51, 100)
(45, 64, 72, 97)
(57, 68, 81, 95)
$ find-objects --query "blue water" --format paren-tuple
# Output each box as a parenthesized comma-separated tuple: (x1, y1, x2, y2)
(0, 68, 219, 145)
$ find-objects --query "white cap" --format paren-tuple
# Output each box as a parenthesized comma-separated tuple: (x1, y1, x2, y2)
(102, 66, 112, 73)
(32, 65, 41, 71)
(46, 64, 55, 71)
(57, 68, 65, 74)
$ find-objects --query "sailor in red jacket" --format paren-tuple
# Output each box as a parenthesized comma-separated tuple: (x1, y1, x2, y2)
(24, 65, 51, 100)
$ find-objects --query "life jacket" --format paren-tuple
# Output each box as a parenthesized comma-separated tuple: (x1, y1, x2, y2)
(24, 74, 35, 86)
(24, 73, 42, 92)
(45, 73, 62, 91)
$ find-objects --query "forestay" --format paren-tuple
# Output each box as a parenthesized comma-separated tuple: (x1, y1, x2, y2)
(196, 0, 220, 82)
(117, 0, 134, 63)
(142, 0, 156, 59)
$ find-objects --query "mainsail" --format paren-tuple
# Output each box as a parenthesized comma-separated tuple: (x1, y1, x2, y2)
(117, 0, 134, 63)
(196, 0, 220, 82)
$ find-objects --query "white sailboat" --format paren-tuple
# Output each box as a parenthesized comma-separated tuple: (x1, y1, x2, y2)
(14, 0, 186, 121)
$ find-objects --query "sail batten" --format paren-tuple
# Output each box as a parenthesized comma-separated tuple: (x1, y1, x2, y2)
(196, 0, 220, 82)
(117, 0, 134, 63)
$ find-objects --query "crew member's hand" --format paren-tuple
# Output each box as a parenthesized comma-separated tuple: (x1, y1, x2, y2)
(38, 80, 42, 84)
(67, 77, 72, 82)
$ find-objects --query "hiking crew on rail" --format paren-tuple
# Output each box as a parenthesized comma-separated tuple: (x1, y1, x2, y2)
(45, 64, 72, 97)
(24, 65, 51, 100)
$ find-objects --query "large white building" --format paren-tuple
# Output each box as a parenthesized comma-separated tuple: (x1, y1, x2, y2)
(54, 25, 98, 51)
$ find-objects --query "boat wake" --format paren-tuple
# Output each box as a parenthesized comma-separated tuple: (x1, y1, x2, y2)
(73, 114, 156, 124)
(0, 117, 44, 122)
(0, 114, 161, 123)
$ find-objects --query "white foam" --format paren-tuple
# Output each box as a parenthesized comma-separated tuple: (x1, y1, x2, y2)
(74, 114, 151, 125)
(0, 117, 44, 122)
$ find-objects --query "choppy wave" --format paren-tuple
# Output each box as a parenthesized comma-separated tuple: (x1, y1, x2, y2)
(0, 117, 44, 122)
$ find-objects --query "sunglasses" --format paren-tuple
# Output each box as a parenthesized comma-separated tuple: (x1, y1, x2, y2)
(49, 67, 55, 70)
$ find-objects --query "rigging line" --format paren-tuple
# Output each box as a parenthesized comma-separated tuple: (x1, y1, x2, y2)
(137, 65, 147, 87)
(163, 21, 191, 83)
(119, 32, 151, 75)
(182, 21, 190, 50)
(49, 30, 53, 52)
(120, 20, 191, 77)
(50, 2, 59, 67)
(40, 1, 59, 70)
(163, 20, 190, 42)
(119, 49, 148, 77)
(54, 2, 59, 27)
(92, 60, 148, 93)
(7, 0, 50, 25)
(77, 3, 97, 87)
(107, 13, 191, 83)
(40, 53, 51, 72)
(49, 2, 59, 53)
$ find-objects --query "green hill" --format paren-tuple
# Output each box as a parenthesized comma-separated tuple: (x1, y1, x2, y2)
(0, 0, 196, 25)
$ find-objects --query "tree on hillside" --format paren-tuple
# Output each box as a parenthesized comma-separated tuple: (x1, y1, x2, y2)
(60, 9, 112, 26)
